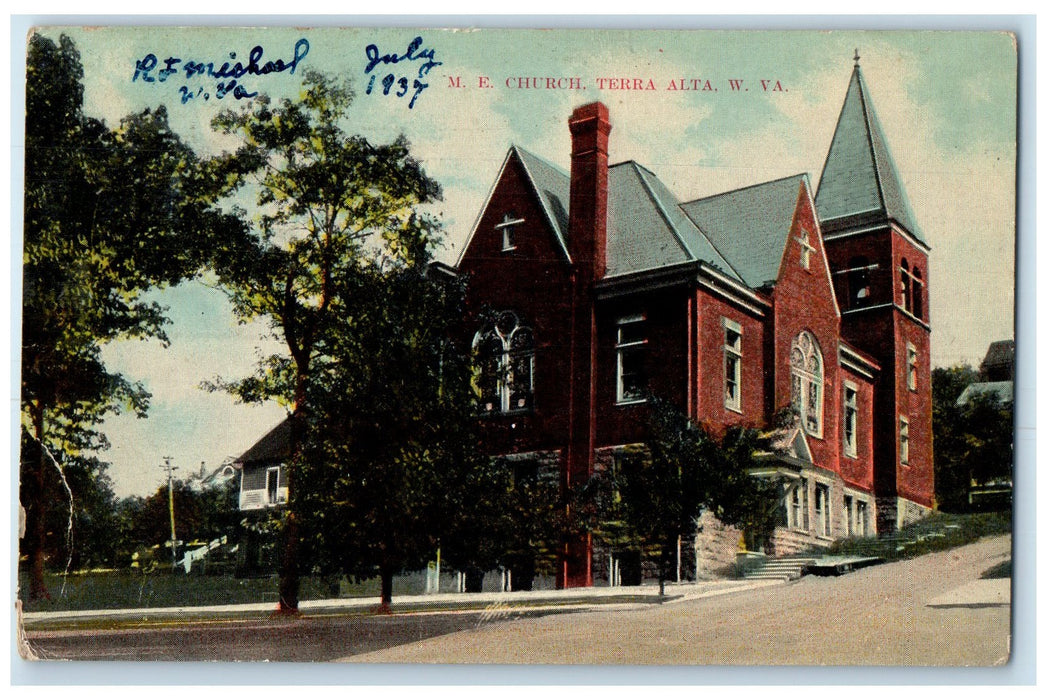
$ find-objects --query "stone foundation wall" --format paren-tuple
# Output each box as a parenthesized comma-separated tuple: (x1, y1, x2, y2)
(896, 496, 933, 529)
(694, 510, 745, 578)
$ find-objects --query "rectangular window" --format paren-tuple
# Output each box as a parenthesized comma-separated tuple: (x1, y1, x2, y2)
(266, 466, 281, 505)
(616, 314, 647, 404)
(723, 318, 742, 412)
(899, 417, 910, 465)
(789, 478, 809, 531)
(843, 382, 858, 458)
(815, 483, 831, 538)
(907, 343, 918, 391)
(856, 500, 869, 536)
(844, 495, 854, 536)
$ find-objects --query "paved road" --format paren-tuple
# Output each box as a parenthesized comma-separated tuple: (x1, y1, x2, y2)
(22, 535, 1010, 665)
(23, 609, 547, 662)
(348, 535, 1012, 665)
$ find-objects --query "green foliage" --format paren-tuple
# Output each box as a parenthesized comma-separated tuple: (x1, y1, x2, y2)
(18, 429, 122, 572)
(208, 70, 485, 608)
(295, 256, 497, 600)
(125, 478, 241, 553)
(586, 398, 780, 592)
(22, 33, 235, 598)
(822, 510, 1011, 562)
(932, 364, 1014, 512)
(439, 456, 567, 590)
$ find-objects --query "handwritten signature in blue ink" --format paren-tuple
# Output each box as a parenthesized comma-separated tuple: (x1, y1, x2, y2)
(133, 38, 310, 104)
(363, 36, 442, 109)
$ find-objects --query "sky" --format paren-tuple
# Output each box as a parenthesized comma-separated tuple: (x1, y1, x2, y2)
(19, 26, 1017, 498)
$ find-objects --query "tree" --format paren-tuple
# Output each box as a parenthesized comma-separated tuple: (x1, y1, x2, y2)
(595, 398, 780, 595)
(21, 33, 233, 598)
(293, 256, 497, 607)
(932, 365, 1014, 512)
(17, 428, 122, 574)
(208, 71, 444, 612)
(440, 455, 567, 593)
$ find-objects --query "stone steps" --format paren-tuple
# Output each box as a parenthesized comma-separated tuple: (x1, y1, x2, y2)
(741, 557, 817, 581)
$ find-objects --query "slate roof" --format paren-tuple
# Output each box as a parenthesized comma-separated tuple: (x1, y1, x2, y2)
(236, 417, 293, 466)
(504, 149, 743, 282)
(679, 174, 808, 289)
(605, 162, 740, 281)
(815, 65, 925, 245)
(512, 146, 572, 260)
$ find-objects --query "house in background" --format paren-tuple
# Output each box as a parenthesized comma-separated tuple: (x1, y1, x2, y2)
(233, 417, 292, 575)
(185, 461, 238, 494)
(445, 56, 933, 586)
(957, 339, 1015, 408)
(235, 418, 291, 511)
(956, 340, 1015, 510)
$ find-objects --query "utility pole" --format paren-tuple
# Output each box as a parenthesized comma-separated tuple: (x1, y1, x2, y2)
(161, 457, 179, 569)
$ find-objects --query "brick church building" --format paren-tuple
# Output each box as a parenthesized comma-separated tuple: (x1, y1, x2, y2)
(445, 58, 933, 587)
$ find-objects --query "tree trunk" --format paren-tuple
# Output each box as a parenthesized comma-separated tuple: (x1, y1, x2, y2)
(380, 566, 393, 608)
(277, 511, 300, 614)
(276, 378, 308, 614)
(465, 567, 484, 593)
(28, 404, 49, 601)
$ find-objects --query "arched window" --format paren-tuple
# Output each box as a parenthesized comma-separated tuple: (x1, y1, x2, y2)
(847, 256, 872, 308)
(474, 311, 534, 414)
(791, 331, 824, 438)
(912, 267, 924, 320)
(900, 258, 912, 313)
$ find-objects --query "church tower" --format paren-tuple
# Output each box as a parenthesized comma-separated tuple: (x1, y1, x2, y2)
(817, 52, 934, 532)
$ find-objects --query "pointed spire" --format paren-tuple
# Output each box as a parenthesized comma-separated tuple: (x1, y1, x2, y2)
(815, 59, 926, 246)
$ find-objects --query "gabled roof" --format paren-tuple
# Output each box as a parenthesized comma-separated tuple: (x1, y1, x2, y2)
(513, 145, 571, 255)
(454, 145, 572, 267)
(815, 65, 925, 246)
(679, 174, 808, 289)
(236, 418, 292, 467)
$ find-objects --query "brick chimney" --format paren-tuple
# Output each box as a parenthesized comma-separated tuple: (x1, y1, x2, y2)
(568, 102, 611, 281)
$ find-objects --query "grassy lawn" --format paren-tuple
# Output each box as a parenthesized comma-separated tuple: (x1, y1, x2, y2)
(815, 510, 1011, 562)
(21, 511, 1011, 614)
(17, 571, 405, 613)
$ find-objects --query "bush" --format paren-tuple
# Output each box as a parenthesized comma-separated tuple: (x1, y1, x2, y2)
(817, 511, 1011, 562)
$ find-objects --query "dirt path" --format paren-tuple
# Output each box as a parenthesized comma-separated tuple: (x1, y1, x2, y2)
(346, 535, 1012, 665)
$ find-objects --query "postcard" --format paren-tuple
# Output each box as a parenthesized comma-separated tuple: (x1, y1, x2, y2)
(16, 25, 1017, 668)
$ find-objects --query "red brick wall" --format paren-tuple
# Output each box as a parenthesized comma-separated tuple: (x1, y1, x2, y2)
(891, 234, 933, 507)
(838, 366, 876, 492)
(694, 290, 768, 433)
(770, 182, 842, 478)
(593, 287, 691, 447)
(457, 150, 575, 456)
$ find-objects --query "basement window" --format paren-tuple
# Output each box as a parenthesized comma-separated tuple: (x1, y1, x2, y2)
(787, 478, 810, 532)
(814, 483, 831, 538)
